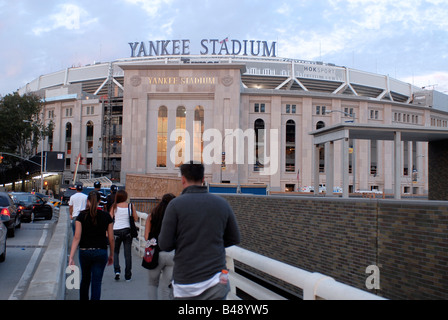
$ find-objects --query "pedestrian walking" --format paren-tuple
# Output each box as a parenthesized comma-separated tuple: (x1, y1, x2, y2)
(69, 184, 87, 234)
(94, 181, 107, 210)
(159, 161, 241, 300)
(110, 189, 138, 281)
(105, 185, 118, 213)
(69, 190, 114, 300)
(144, 193, 176, 300)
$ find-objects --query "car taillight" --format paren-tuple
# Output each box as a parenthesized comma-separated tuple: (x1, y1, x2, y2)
(19, 206, 25, 210)
(1, 208, 10, 217)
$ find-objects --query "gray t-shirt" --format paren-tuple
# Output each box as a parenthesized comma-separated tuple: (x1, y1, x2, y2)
(159, 185, 241, 285)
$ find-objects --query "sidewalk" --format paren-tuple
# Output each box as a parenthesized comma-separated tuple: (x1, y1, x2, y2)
(65, 248, 151, 300)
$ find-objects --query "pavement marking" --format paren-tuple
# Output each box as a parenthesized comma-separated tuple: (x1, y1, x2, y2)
(8, 228, 48, 300)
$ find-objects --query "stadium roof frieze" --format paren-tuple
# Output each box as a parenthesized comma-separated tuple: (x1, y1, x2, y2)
(18, 55, 438, 107)
(241, 87, 428, 108)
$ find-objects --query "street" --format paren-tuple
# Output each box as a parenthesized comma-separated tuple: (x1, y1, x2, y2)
(0, 209, 58, 300)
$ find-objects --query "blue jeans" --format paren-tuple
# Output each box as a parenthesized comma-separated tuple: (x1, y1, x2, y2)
(79, 249, 108, 300)
(113, 228, 133, 280)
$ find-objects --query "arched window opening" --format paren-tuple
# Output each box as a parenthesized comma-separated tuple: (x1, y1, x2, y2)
(285, 120, 295, 172)
(316, 121, 325, 172)
(175, 106, 187, 166)
(316, 121, 325, 130)
(86, 121, 94, 154)
(254, 119, 265, 171)
(65, 122, 72, 155)
(157, 106, 168, 167)
(193, 106, 204, 163)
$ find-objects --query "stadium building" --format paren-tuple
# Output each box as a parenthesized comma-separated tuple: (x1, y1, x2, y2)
(18, 39, 448, 195)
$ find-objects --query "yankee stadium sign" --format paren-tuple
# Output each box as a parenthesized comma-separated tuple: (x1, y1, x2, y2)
(129, 38, 277, 58)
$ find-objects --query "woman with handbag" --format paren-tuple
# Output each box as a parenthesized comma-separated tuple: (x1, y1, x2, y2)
(144, 193, 176, 300)
(110, 189, 138, 281)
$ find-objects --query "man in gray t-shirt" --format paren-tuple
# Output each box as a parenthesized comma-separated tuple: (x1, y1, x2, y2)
(159, 162, 240, 300)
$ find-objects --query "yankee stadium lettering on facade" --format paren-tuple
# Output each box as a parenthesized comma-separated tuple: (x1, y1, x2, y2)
(129, 38, 277, 58)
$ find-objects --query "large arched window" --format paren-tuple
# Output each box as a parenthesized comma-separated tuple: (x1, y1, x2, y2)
(175, 106, 186, 166)
(157, 106, 168, 167)
(193, 106, 204, 162)
(285, 120, 295, 172)
(316, 121, 325, 172)
(48, 130, 54, 152)
(65, 122, 72, 155)
(254, 119, 265, 171)
(86, 121, 94, 154)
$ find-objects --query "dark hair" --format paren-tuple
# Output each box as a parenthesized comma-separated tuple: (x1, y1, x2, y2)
(180, 161, 204, 183)
(112, 190, 128, 212)
(86, 191, 99, 225)
(150, 193, 176, 237)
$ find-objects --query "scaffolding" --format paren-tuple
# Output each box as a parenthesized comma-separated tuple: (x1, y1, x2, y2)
(101, 62, 123, 182)
(79, 176, 115, 188)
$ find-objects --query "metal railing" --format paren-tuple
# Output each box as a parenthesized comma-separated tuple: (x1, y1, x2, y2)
(225, 246, 385, 300)
(131, 206, 385, 300)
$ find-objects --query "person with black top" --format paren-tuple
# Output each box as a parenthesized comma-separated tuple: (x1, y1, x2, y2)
(105, 184, 118, 213)
(69, 190, 114, 300)
(144, 193, 176, 299)
(94, 181, 107, 210)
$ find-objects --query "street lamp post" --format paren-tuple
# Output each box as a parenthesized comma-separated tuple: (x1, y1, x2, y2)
(324, 109, 355, 121)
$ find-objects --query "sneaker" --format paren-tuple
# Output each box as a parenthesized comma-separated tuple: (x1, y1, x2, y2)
(115, 273, 120, 280)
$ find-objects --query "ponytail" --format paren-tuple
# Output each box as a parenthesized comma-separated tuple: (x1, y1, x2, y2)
(150, 193, 176, 236)
(87, 191, 100, 226)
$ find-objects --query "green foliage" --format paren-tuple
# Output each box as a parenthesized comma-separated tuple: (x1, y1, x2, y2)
(0, 92, 54, 166)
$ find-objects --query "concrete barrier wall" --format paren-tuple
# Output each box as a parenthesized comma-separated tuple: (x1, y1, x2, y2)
(221, 194, 448, 300)
(24, 207, 69, 300)
(28, 194, 448, 300)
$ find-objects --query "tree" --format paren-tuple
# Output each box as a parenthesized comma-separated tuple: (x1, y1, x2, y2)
(0, 92, 54, 186)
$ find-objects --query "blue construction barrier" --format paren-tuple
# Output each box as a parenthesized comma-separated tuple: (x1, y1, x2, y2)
(208, 184, 267, 195)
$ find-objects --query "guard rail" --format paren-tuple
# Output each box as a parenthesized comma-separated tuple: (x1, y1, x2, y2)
(131, 209, 385, 300)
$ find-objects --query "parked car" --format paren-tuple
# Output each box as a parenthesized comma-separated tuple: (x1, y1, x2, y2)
(0, 192, 21, 237)
(300, 184, 328, 193)
(0, 210, 9, 262)
(9, 192, 53, 222)
(61, 187, 77, 205)
(300, 186, 314, 192)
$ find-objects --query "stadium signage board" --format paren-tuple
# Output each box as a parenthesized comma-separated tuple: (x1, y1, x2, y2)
(129, 39, 277, 58)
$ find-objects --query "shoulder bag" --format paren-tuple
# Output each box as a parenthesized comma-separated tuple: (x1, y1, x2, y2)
(142, 237, 159, 270)
(128, 203, 139, 238)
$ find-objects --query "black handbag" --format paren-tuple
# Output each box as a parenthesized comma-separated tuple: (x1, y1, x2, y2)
(128, 203, 138, 238)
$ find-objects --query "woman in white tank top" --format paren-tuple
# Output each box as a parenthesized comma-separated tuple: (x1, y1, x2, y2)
(110, 190, 138, 281)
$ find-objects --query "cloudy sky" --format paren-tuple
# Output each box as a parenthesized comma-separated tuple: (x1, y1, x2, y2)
(0, 0, 447, 96)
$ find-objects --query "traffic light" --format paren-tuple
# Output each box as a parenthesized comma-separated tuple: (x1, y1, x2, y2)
(0, 153, 3, 164)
